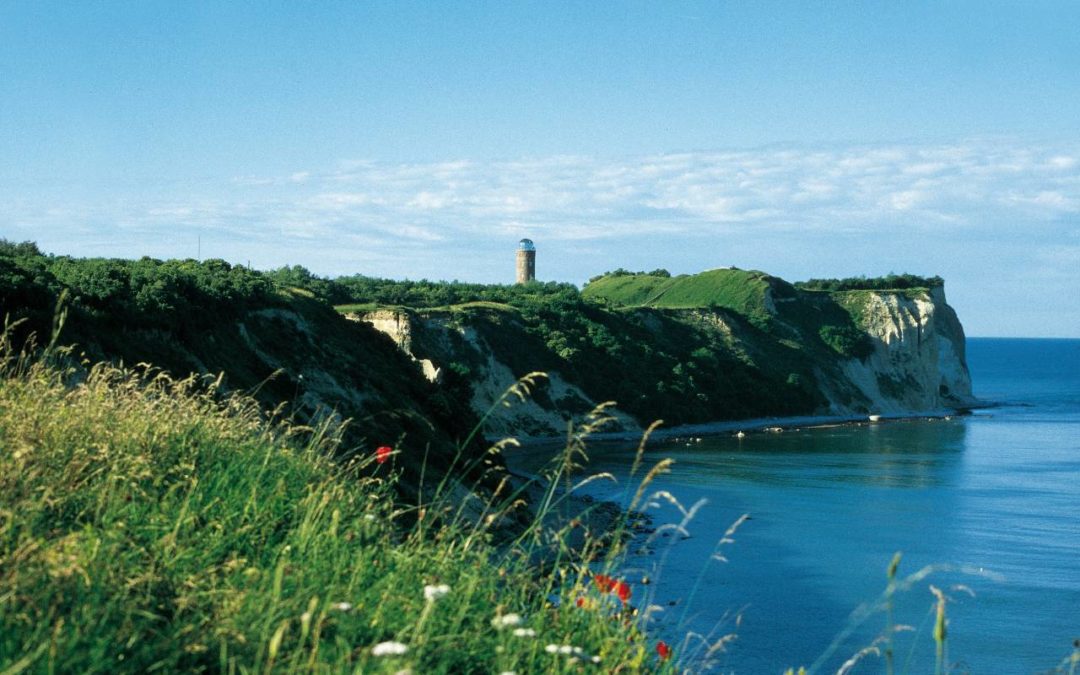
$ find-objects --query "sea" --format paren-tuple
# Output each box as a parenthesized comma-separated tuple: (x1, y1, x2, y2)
(510, 338, 1080, 673)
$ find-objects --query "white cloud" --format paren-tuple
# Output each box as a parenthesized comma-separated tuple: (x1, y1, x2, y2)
(5, 138, 1079, 276)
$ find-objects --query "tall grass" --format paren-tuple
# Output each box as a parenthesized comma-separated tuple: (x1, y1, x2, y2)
(0, 329, 672, 674)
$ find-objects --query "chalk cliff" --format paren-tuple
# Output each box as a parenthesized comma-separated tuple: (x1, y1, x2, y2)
(354, 276, 975, 439)
(828, 286, 974, 414)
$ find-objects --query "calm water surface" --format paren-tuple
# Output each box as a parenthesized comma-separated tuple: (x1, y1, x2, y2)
(511, 338, 1080, 673)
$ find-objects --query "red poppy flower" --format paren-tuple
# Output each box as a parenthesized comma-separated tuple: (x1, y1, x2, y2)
(575, 596, 585, 608)
(592, 574, 631, 604)
(656, 640, 672, 661)
(615, 580, 631, 604)
(376, 446, 393, 464)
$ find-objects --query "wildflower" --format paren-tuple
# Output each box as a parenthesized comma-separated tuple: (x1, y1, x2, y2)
(545, 644, 600, 663)
(330, 602, 353, 611)
(371, 641, 409, 656)
(593, 574, 631, 603)
(376, 446, 393, 464)
(593, 574, 617, 593)
(656, 640, 673, 661)
(512, 628, 537, 637)
(424, 584, 450, 602)
(491, 613, 523, 629)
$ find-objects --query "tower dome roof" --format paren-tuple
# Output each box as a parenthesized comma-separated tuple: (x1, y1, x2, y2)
(518, 238, 535, 251)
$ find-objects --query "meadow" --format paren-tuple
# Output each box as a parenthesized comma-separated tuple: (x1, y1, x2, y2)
(0, 326, 683, 673)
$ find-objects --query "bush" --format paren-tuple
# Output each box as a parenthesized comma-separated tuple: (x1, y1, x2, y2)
(819, 325, 875, 359)
(586, 268, 670, 285)
(0, 241, 277, 333)
(795, 274, 944, 292)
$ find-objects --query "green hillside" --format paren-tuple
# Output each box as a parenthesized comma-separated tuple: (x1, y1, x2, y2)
(0, 242, 487, 497)
(582, 268, 778, 325)
(1, 240, 949, 442)
(309, 266, 878, 426)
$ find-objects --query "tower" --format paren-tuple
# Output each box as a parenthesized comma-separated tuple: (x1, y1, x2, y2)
(515, 239, 536, 284)
(515, 239, 535, 283)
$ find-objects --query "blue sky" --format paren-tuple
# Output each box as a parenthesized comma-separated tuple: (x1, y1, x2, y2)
(2, 1, 1078, 336)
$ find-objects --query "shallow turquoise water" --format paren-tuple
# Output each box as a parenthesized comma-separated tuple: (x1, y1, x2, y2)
(511, 338, 1080, 672)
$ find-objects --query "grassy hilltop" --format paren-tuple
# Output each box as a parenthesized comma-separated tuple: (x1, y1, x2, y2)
(582, 267, 774, 323)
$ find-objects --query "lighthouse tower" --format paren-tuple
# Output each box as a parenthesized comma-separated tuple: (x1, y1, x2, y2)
(515, 239, 536, 284)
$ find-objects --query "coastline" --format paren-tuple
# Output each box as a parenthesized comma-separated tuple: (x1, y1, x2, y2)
(499, 401, 992, 447)
(498, 400, 995, 562)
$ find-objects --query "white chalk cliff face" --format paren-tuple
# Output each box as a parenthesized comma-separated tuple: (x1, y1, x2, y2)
(353, 310, 443, 384)
(831, 286, 975, 414)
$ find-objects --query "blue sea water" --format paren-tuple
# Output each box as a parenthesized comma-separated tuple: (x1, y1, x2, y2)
(513, 338, 1080, 673)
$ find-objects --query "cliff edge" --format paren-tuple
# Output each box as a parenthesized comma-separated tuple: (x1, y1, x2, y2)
(829, 285, 974, 414)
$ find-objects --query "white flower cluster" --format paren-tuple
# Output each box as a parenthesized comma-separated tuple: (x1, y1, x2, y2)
(490, 613, 523, 629)
(371, 641, 409, 657)
(545, 644, 600, 663)
(423, 584, 450, 602)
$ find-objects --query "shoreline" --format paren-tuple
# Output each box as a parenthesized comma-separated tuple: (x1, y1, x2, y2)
(501, 400, 994, 447)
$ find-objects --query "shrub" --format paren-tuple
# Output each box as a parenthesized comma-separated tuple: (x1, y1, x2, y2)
(819, 324, 875, 359)
(796, 274, 944, 292)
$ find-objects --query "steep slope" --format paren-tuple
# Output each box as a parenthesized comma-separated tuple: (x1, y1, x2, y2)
(830, 286, 973, 413)
(589, 270, 976, 415)
(0, 248, 486, 495)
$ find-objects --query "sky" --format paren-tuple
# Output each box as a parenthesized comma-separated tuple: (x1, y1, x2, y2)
(1, 1, 1078, 337)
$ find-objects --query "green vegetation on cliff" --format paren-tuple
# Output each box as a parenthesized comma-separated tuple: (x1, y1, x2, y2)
(312, 266, 900, 426)
(2, 239, 961, 442)
(794, 273, 944, 292)
(0, 242, 487, 495)
(583, 267, 775, 323)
